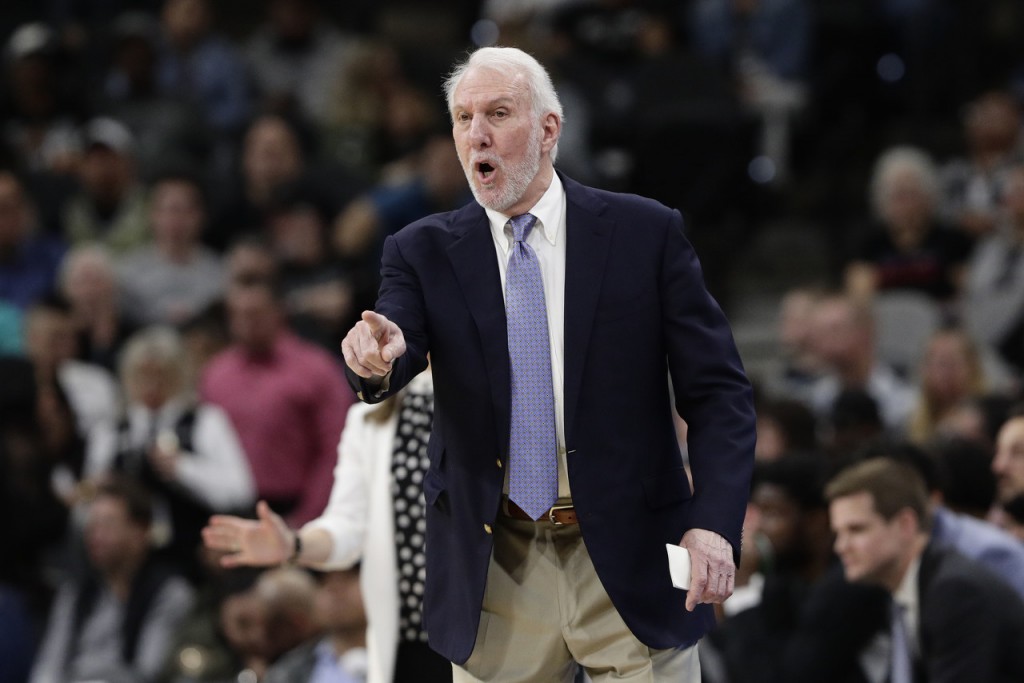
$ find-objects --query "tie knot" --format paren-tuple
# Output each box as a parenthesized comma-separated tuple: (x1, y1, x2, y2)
(509, 213, 537, 243)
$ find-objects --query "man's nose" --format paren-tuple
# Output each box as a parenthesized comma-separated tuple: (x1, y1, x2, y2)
(832, 534, 846, 555)
(468, 115, 490, 147)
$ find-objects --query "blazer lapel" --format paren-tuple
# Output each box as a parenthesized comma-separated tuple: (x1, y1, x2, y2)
(562, 176, 613, 444)
(446, 206, 511, 458)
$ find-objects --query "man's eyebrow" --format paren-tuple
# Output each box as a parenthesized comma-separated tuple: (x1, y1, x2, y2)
(455, 96, 518, 111)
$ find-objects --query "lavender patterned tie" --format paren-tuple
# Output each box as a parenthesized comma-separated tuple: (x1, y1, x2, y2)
(506, 213, 558, 520)
(890, 600, 914, 683)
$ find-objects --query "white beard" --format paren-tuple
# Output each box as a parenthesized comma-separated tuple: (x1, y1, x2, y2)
(464, 127, 542, 213)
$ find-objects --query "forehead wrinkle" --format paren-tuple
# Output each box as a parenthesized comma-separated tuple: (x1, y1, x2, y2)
(455, 67, 530, 109)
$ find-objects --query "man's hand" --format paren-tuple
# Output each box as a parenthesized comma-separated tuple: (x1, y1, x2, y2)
(202, 500, 293, 568)
(341, 310, 407, 379)
(680, 528, 736, 612)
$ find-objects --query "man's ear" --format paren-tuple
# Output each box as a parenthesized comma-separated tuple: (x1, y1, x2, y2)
(894, 506, 921, 538)
(540, 112, 561, 154)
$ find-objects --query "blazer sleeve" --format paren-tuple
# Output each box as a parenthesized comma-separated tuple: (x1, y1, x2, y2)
(347, 234, 430, 402)
(660, 208, 757, 554)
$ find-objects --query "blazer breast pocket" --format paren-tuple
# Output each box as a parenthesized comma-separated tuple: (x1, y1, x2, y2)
(641, 466, 694, 510)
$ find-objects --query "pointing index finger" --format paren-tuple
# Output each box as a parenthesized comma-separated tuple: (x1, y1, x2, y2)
(361, 310, 387, 338)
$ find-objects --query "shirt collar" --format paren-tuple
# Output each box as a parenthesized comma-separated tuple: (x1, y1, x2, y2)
(485, 172, 564, 249)
(893, 552, 920, 613)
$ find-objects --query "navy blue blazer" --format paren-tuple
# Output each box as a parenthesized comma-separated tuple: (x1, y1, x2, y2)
(350, 174, 757, 664)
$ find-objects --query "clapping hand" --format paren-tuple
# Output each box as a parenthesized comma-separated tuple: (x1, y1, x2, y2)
(202, 501, 293, 568)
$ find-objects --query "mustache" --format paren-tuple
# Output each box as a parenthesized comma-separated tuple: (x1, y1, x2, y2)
(470, 153, 502, 168)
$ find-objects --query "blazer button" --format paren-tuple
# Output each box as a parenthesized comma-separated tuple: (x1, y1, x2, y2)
(483, 524, 493, 534)
(496, 458, 502, 468)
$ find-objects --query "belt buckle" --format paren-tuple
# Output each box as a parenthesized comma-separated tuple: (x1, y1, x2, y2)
(548, 503, 574, 526)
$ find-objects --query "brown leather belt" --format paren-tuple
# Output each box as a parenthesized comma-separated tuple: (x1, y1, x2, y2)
(502, 497, 578, 525)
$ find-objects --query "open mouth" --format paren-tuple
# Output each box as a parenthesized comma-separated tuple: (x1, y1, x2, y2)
(477, 161, 496, 183)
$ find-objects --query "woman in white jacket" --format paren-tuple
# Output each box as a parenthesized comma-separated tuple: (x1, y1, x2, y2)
(203, 370, 450, 683)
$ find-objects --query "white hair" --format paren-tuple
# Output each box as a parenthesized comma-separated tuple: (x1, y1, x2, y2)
(869, 145, 941, 219)
(118, 325, 187, 398)
(58, 242, 117, 292)
(443, 46, 564, 162)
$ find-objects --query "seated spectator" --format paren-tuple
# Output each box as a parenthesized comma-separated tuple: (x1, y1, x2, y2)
(993, 410, 1024, 511)
(964, 164, 1024, 373)
(686, 0, 811, 183)
(764, 286, 825, 404)
(754, 396, 818, 462)
(118, 171, 226, 326)
(0, 169, 65, 310)
(208, 112, 360, 252)
(908, 327, 988, 445)
(246, 567, 321, 679)
(200, 279, 352, 526)
(878, 440, 1024, 598)
(332, 132, 471, 308)
(939, 90, 1024, 238)
(264, 567, 368, 683)
(807, 293, 915, 434)
(57, 243, 137, 372)
(266, 183, 355, 351)
(216, 569, 274, 680)
(822, 388, 887, 462)
(0, 23, 84, 179)
(62, 117, 150, 255)
(826, 458, 1024, 681)
(95, 11, 213, 182)
(86, 326, 255, 581)
(845, 146, 972, 306)
(933, 437, 1000, 521)
(687, 0, 811, 88)
(158, 559, 263, 683)
(29, 476, 195, 683)
(245, 0, 360, 127)
(22, 293, 121, 440)
(178, 299, 230, 392)
(707, 454, 832, 683)
(157, 0, 252, 136)
(225, 236, 278, 285)
(0, 355, 73, 618)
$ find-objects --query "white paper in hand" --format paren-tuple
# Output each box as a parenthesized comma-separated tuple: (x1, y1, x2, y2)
(666, 544, 691, 590)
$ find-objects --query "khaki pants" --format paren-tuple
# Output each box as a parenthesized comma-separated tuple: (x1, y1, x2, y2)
(452, 509, 700, 682)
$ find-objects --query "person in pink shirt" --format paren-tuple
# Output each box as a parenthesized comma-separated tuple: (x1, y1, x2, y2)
(201, 277, 353, 526)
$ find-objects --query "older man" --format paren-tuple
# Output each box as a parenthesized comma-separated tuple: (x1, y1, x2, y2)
(211, 47, 756, 682)
(336, 46, 757, 681)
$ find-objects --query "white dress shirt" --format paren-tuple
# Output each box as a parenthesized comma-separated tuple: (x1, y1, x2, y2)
(484, 173, 571, 498)
(85, 396, 256, 511)
(893, 554, 922, 658)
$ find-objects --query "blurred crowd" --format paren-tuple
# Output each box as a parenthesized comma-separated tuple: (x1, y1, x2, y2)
(2, 0, 1024, 682)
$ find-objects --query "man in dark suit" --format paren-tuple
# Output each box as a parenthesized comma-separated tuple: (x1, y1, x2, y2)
(340, 46, 756, 681)
(826, 458, 1024, 682)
